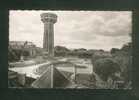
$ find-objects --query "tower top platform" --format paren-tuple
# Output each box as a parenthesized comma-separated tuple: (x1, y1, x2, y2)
(41, 13, 57, 23)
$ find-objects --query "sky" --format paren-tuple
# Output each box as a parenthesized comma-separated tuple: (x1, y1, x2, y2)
(9, 10, 132, 51)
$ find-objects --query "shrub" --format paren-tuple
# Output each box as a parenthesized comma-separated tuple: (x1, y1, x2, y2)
(8, 49, 21, 62)
(112, 51, 132, 83)
(93, 58, 121, 81)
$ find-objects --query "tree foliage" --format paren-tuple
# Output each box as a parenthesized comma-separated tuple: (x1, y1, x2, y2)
(8, 49, 22, 62)
(110, 42, 132, 86)
(8, 48, 31, 62)
(93, 58, 121, 81)
(54, 46, 69, 57)
(110, 48, 120, 55)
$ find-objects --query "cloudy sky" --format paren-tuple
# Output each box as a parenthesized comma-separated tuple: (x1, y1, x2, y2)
(9, 10, 132, 51)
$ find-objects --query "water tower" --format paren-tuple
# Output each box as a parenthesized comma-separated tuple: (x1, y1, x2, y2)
(41, 13, 57, 57)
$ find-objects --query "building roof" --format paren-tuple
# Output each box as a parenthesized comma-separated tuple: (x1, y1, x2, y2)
(31, 66, 72, 88)
(9, 41, 35, 46)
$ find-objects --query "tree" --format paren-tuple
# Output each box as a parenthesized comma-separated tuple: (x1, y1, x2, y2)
(113, 42, 132, 83)
(23, 50, 30, 57)
(54, 46, 70, 57)
(121, 42, 132, 53)
(55, 46, 69, 52)
(8, 48, 21, 62)
(110, 48, 120, 55)
(93, 58, 121, 81)
(91, 51, 112, 63)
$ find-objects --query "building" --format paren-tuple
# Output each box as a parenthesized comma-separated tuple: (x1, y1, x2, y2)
(9, 41, 36, 57)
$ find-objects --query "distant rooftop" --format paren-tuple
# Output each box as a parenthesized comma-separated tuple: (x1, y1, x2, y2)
(9, 41, 36, 49)
(9, 41, 35, 45)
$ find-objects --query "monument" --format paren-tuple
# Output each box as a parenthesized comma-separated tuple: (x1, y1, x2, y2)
(41, 13, 57, 57)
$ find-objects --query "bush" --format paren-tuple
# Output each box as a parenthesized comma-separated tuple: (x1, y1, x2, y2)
(110, 48, 120, 55)
(54, 46, 70, 57)
(8, 49, 22, 62)
(23, 50, 30, 57)
(93, 58, 121, 81)
(77, 52, 92, 58)
(110, 42, 132, 84)
(91, 51, 112, 63)
(112, 52, 132, 83)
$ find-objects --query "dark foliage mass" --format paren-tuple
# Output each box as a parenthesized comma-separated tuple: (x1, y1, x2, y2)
(110, 48, 120, 54)
(91, 42, 132, 88)
(93, 58, 121, 81)
(8, 48, 31, 62)
(54, 46, 92, 58)
(8, 48, 22, 62)
(111, 42, 132, 84)
(54, 46, 69, 57)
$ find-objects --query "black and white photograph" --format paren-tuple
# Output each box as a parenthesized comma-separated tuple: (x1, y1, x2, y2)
(8, 10, 132, 89)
